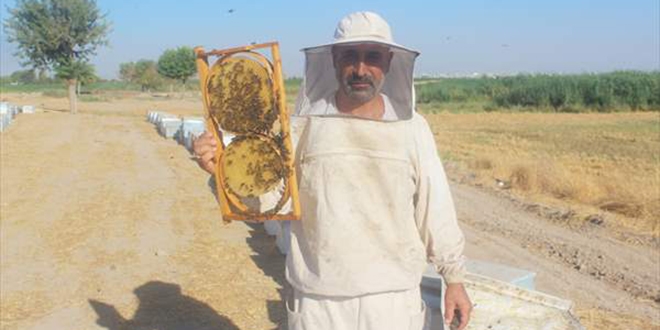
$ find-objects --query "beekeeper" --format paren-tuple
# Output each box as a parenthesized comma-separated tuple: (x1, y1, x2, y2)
(193, 11, 471, 330)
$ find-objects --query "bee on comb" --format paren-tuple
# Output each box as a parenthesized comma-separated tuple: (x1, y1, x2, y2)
(195, 43, 301, 222)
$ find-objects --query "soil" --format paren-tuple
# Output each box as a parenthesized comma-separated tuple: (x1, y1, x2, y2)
(1, 94, 658, 329)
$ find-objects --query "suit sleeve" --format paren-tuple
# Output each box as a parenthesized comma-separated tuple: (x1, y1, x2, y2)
(412, 114, 466, 284)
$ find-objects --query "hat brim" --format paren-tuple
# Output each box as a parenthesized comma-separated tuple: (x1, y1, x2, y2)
(302, 37, 419, 56)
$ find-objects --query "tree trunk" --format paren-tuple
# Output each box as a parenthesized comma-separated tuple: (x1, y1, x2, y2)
(68, 79, 78, 114)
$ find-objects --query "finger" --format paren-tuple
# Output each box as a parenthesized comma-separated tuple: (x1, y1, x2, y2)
(193, 139, 218, 150)
(193, 133, 217, 151)
(195, 144, 217, 157)
(458, 304, 471, 330)
(200, 151, 216, 166)
(444, 301, 456, 326)
(200, 159, 215, 175)
(201, 132, 217, 145)
(202, 161, 215, 174)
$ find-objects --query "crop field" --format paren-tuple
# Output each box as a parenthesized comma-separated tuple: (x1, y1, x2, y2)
(423, 110, 659, 236)
(415, 71, 660, 112)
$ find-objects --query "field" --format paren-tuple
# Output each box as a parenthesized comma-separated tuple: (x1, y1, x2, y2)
(423, 111, 659, 236)
(1, 89, 658, 329)
(6, 83, 657, 236)
(415, 71, 660, 112)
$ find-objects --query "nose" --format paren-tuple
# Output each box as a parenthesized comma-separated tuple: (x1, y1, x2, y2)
(354, 60, 368, 76)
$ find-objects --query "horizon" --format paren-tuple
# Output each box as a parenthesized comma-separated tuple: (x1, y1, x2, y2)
(1, 0, 658, 79)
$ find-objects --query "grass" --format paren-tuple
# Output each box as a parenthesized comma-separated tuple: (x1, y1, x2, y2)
(0, 81, 66, 93)
(0, 80, 199, 94)
(577, 308, 659, 330)
(424, 110, 660, 235)
(417, 101, 488, 114)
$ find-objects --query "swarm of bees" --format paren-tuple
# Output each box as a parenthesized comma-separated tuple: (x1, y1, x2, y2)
(221, 135, 288, 198)
(204, 53, 291, 217)
(207, 57, 279, 134)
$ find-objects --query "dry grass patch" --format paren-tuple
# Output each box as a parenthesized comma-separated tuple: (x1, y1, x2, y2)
(576, 308, 660, 330)
(426, 111, 659, 235)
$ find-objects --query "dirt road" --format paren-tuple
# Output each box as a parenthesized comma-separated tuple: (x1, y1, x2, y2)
(1, 103, 658, 329)
(1, 109, 287, 329)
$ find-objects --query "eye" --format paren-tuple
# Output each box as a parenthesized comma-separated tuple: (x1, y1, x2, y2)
(365, 51, 384, 64)
(340, 50, 359, 63)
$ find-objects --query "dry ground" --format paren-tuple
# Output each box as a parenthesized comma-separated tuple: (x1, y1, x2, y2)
(1, 93, 658, 329)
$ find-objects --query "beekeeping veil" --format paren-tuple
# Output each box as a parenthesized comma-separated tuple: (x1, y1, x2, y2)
(294, 11, 419, 121)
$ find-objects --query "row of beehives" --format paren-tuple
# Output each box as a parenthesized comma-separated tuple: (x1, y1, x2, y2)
(0, 102, 35, 132)
(146, 110, 291, 255)
(146, 111, 206, 152)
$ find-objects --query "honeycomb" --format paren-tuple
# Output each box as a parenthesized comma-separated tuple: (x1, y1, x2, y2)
(207, 57, 278, 134)
(220, 135, 288, 198)
(197, 43, 299, 220)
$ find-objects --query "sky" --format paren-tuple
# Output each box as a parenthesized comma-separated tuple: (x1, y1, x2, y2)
(1, 0, 658, 79)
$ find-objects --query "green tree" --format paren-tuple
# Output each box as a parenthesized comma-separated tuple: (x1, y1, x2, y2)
(9, 69, 37, 83)
(119, 60, 163, 92)
(157, 46, 196, 87)
(4, 0, 110, 114)
(54, 60, 96, 103)
(119, 62, 136, 82)
(135, 60, 163, 92)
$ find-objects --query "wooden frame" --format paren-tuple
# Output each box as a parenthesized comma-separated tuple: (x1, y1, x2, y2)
(195, 42, 301, 222)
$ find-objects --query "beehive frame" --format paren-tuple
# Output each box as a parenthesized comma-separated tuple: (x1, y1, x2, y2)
(195, 42, 301, 222)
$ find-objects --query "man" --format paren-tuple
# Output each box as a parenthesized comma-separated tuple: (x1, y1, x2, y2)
(194, 11, 472, 330)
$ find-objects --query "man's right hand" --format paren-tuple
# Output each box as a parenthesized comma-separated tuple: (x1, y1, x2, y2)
(192, 131, 217, 175)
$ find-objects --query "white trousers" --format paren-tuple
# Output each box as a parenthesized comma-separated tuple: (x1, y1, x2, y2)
(286, 287, 427, 330)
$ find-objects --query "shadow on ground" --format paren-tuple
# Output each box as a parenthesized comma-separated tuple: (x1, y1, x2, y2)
(207, 175, 290, 329)
(244, 222, 290, 330)
(89, 281, 240, 330)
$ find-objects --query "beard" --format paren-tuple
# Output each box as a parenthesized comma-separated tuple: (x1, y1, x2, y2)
(339, 72, 385, 103)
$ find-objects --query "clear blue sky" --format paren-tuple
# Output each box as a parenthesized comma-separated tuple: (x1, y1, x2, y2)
(1, 0, 658, 79)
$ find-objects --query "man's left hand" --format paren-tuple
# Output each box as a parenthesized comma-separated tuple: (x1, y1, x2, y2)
(444, 283, 472, 330)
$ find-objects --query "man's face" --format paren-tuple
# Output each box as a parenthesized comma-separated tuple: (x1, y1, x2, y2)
(333, 44, 392, 103)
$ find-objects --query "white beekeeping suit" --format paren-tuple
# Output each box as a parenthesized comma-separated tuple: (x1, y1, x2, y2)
(274, 11, 466, 330)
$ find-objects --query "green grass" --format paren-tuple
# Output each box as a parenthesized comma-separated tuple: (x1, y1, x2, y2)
(0, 79, 202, 94)
(415, 71, 660, 112)
(0, 81, 66, 93)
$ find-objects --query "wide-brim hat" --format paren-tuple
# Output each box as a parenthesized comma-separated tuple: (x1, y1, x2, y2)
(302, 11, 419, 55)
(295, 12, 419, 121)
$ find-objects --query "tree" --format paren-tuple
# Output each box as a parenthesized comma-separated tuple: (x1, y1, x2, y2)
(119, 60, 163, 92)
(119, 62, 136, 82)
(134, 60, 163, 92)
(54, 60, 96, 105)
(4, 0, 110, 114)
(157, 46, 196, 86)
(9, 69, 37, 83)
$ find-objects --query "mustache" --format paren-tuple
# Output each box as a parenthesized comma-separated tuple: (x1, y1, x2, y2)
(346, 73, 374, 86)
